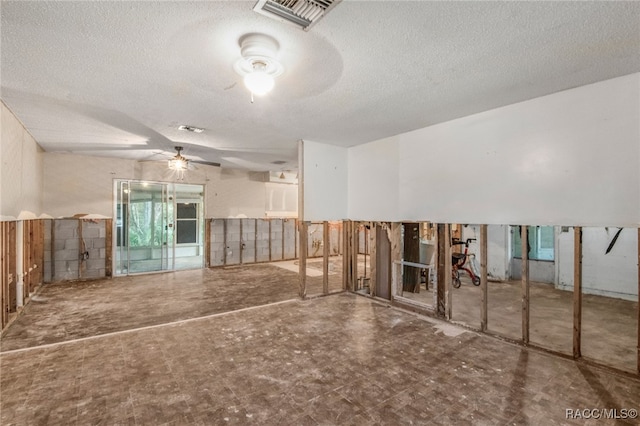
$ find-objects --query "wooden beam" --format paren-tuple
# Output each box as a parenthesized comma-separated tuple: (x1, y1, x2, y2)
(239, 219, 244, 264)
(436, 223, 447, 318)
(352, 222, 359, 291)
(8, 222, 16, 312)
(1, 222, 6, 328)
(50, 220, 56, 280)
(298, 221, 308, 299)
(268, 219, 272, 262)
(480, 224, 488, 332)
(223, 219, 227, 266)
(390, 223, 401, 299)
(342, 221, 348, 291)
(77, 219, 83, 280)
(521, 225, 530, 344)
(323, 221, 329, 295)
(370, 222, 377, 298)
(444, 224, 453, 319)
(573, 226, 582, 359)
(105, 219, 113, 277)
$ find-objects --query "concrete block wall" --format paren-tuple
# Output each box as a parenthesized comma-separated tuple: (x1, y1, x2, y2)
(283, 219, 296, 260)
(225, 219, 241, 265)
(210, 219, 225, 266)
(207, 218, 301, 267)
(271, 219, 283, 261)
(53, 219, 80, 281)
(51, 219, 107, 282)
(241, 219, 256, 264)
(43, 219, 52, 282)
(80, 220, 107, 279)
(256, 219, 270, 262)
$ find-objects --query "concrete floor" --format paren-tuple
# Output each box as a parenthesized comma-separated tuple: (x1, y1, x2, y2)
(398, 277, 638, 373)
(1, 264, 639, 425)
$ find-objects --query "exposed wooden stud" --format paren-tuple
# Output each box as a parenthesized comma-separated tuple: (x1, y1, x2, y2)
(268, 219, 272, 262)
(342, 220, 349, 291)
(323, 221, 329, 295)
(298, 220, 308, 299)
(480, 224, 488, 332)
(352, 222, 359, 292)
(444, 224, 453, 319)
(1, 222, 7, 328)
(239, 219, 243, 264)
(370, 222, 377, 298)
(23, 221, 31, 296)
(390, 223, 402, 299)
(436, 223, 444, 318)
(573, 226, 582, 359)
(521, 225, 530, 344)
(223, 219, 227, 266)
(254, 219, 258, 264)
(50, 219, 56, 280)
(9, 222, 17, 312)
(105, 219, 113, 277)
(284, 219, 287, 260)
(78, 219, 83, 280)
(293, 219, 298, 259)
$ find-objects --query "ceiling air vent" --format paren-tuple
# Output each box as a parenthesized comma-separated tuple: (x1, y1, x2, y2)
(253, 0, 341, 31)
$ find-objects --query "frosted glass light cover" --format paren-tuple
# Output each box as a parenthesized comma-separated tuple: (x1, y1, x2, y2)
(244, 71, 275, 96)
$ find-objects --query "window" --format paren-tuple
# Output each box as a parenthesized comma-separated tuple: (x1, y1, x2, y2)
(512, 226, 554, 261)
(176, 203, 198, 244)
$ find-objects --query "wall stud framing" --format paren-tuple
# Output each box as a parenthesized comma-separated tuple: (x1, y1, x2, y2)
(298, 221, 308, 299)
(239, 219, 244, 264)
(573, 226, 582, 359)
(105, 219, 113, 277)
(480, 224, 488, 332)
(268, 219, 272, 262)
(370, 222, 377, 298)
(521, 225, 530, 344)
(223, 219, 227, 265)
(204, 219, 211, 268)
(323, 221, 329, 294)
(444, 224, 453, 319)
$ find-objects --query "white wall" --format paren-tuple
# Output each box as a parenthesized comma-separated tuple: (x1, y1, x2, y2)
(1, 102, 44, 218)
(347, 73, 639, 226)
(557, 227, 638, 301)
(42, 152, 288, 219)
(302, 140, 348, 221)
(43, 153, 136, 217)
(347, 138, 399, 221)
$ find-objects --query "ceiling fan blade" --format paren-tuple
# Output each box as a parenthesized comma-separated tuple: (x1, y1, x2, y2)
(192, 160, 221, 167)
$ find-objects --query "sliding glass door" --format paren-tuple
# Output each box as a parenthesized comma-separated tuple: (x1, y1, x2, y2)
(115, 180, 203, 275)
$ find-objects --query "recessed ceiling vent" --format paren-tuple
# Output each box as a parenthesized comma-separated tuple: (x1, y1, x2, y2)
(253, 0, 341, 31)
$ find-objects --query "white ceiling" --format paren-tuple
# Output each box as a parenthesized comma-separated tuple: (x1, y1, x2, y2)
(2, 1, 639, 171)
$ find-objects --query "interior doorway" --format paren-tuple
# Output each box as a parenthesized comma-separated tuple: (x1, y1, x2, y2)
(114, 180, 204, 275)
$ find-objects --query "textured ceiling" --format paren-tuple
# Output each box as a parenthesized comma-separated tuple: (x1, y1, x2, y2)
(2, 1, 639, 171)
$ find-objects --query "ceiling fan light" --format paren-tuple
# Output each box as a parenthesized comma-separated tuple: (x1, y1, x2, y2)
(244, 70, 274, 96)
(168, 157, 188, 171)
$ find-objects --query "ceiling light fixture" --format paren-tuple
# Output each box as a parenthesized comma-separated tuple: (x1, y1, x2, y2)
(168, 146, 189, 179)
(234, 34, 283, 102)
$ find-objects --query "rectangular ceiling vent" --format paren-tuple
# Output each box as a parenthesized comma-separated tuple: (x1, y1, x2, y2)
(253, 0, 341, 31)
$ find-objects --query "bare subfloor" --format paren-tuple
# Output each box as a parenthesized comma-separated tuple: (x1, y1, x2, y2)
(399, 277, 638, 373)
(1, 264, 639, 425)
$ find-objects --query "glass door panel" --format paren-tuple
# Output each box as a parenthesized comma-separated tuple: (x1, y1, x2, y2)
(127, 182, 168, 273)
